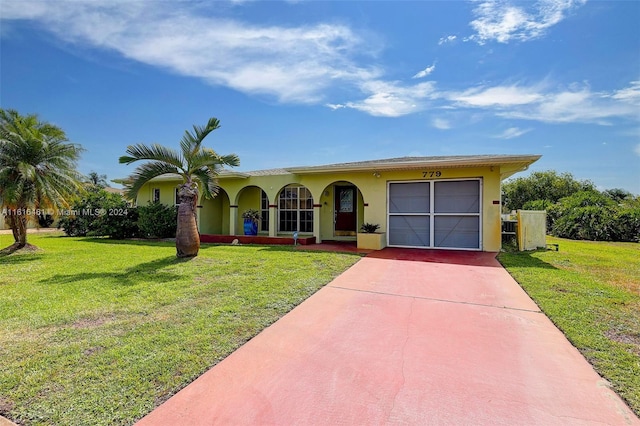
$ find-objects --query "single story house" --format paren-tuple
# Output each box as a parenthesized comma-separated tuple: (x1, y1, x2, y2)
(134, 155, 541, 252)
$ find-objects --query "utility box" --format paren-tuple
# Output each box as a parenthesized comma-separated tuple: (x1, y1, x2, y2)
(517, 210, 547, 251)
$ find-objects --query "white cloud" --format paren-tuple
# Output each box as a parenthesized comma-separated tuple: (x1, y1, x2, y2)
(450, 85, 544, 107)
(445, 81, 640, 125)
(340, 80, 437, 117)
(611, 80, 640, 103)
(500, 82, 640, 124)
(634, 144, 640, 157)
(438, 35, 457, 45)
(326, 104, 346, 111)
(493, 127, 532, 139)
(2, 0, 638, 126)
(0, 1, 378, 104)
(432, 118, 452, 130)
(468, 0, 587, 44)
(413, 64, 436, 79)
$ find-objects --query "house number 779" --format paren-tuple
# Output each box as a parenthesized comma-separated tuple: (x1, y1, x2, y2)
(422, 170, 442, 178)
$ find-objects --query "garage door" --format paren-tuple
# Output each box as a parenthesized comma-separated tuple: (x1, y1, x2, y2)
(388, 179, 481, 250)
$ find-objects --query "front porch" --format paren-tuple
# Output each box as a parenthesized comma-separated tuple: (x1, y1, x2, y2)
(200, 234, 316, 245)
(200, 234, 375, 254)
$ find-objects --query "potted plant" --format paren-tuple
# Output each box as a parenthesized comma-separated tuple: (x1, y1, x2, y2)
(242, 209, 261, 236)
(357, 222, 386, 250)
(360, 223, 380, 233)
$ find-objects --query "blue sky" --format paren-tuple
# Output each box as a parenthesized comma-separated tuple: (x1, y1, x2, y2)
(1, 0, 639, 193)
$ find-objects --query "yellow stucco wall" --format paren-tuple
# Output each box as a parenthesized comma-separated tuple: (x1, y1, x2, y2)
(199, 192, 229, 235)
(236, 186, 262, 235)
(136, 165, 505, 251)
(136, 181, 179, 207)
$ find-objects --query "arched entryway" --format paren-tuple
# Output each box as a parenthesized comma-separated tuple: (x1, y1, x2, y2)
(236, 185, 269, 235)
(319, 181, 364, 241)
(199, 189, 230, 235)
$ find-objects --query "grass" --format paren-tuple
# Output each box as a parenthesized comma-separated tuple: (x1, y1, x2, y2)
(0, 233, 362, 425)
(498, 236, 640, 416)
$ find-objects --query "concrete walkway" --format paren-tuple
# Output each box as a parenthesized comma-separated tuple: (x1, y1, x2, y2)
(137, 248, 639, 425)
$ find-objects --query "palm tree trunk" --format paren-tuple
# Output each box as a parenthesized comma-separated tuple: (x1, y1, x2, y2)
(175, 183, 200, 258)
(8, 213, 28, 248)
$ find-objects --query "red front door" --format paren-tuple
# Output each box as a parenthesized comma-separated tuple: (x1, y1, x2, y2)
(335, 186, 357, 236)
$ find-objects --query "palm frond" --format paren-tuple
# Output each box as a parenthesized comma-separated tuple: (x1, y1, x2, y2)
(217, 153, 240, 168)
(191, 168, 219, 199)
(118, 117, 237, 204)
(123, 161, 181, 200)
(180, 117, 221, 159)
(119, 143, 183, 167)
(188, 148, 240, 172)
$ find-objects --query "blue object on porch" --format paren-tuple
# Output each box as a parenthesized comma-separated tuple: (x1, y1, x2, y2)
(244, 219, 258, 236)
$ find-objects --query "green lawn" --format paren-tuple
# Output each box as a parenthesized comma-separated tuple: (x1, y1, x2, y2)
(3, 233, 638, 424)
(498, 237, 640, 416)
(0, 233, 362, 425)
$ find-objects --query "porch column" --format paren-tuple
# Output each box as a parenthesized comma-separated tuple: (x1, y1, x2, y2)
(269, 204, 277, 237)
(313, 204, 322, 243)
(196, 204, 202, 233)
(229, 205, 238, 236)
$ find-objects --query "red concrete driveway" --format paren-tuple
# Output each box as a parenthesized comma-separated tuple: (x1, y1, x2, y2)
(137, 248, 639, 425)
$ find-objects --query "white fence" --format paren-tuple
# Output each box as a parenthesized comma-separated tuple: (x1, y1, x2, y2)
(516, 210, 547, 251)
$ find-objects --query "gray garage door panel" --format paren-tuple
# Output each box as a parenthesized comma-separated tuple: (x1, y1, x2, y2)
(389, 182, 430, 213)
(434, 180, 480, 213)
(434, 216, 480, 249)
(388, 215, 430, 247)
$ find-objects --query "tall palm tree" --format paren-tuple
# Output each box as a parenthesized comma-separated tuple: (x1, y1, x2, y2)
(119, 117, 239, 258)
(85, 171, 109, 188)
(0, 108, 83, 251)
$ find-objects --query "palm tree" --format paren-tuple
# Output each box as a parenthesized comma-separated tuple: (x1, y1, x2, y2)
(119, 117, 239, 258)
(85, 171, 109, 188)
(0, 108, 83, 251)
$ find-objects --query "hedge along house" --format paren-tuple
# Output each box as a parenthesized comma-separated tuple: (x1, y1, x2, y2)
(134, 155, 541, 252)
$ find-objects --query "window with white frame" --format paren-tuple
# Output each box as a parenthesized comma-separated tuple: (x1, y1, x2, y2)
(152, 188, 160, 203)
(175, 187, 181, 205)
(278, 185, 313, 233)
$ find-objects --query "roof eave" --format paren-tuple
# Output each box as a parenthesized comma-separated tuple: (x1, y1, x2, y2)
(286, 155, 542, 175)
(119, 170, 251, 183)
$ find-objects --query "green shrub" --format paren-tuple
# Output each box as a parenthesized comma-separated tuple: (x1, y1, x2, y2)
(91, 204, 139, 239)
(613, 199, 640, 242)
(58, 213, 89, 237)
(37, 213, 55, 228)
(58, 188, 137, 238)
(522, 199, 553, 210)
(502, 170, 595, 211)
(137, 202, 177, 238)
(548, 190, 617, 241)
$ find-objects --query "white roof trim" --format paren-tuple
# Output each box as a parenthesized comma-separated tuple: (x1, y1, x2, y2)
(126, 155, 541, 183)
(285, 155, 541, 175)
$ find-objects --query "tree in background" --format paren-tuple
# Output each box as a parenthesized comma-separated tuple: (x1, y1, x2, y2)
(119, 117, 239, 257)
(0, 108, 83, 252)
(502, 170, 595, 212)
(84, 171, 109, 188)
(602, 188, 634, 203)
(502, 170, 639, 242)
